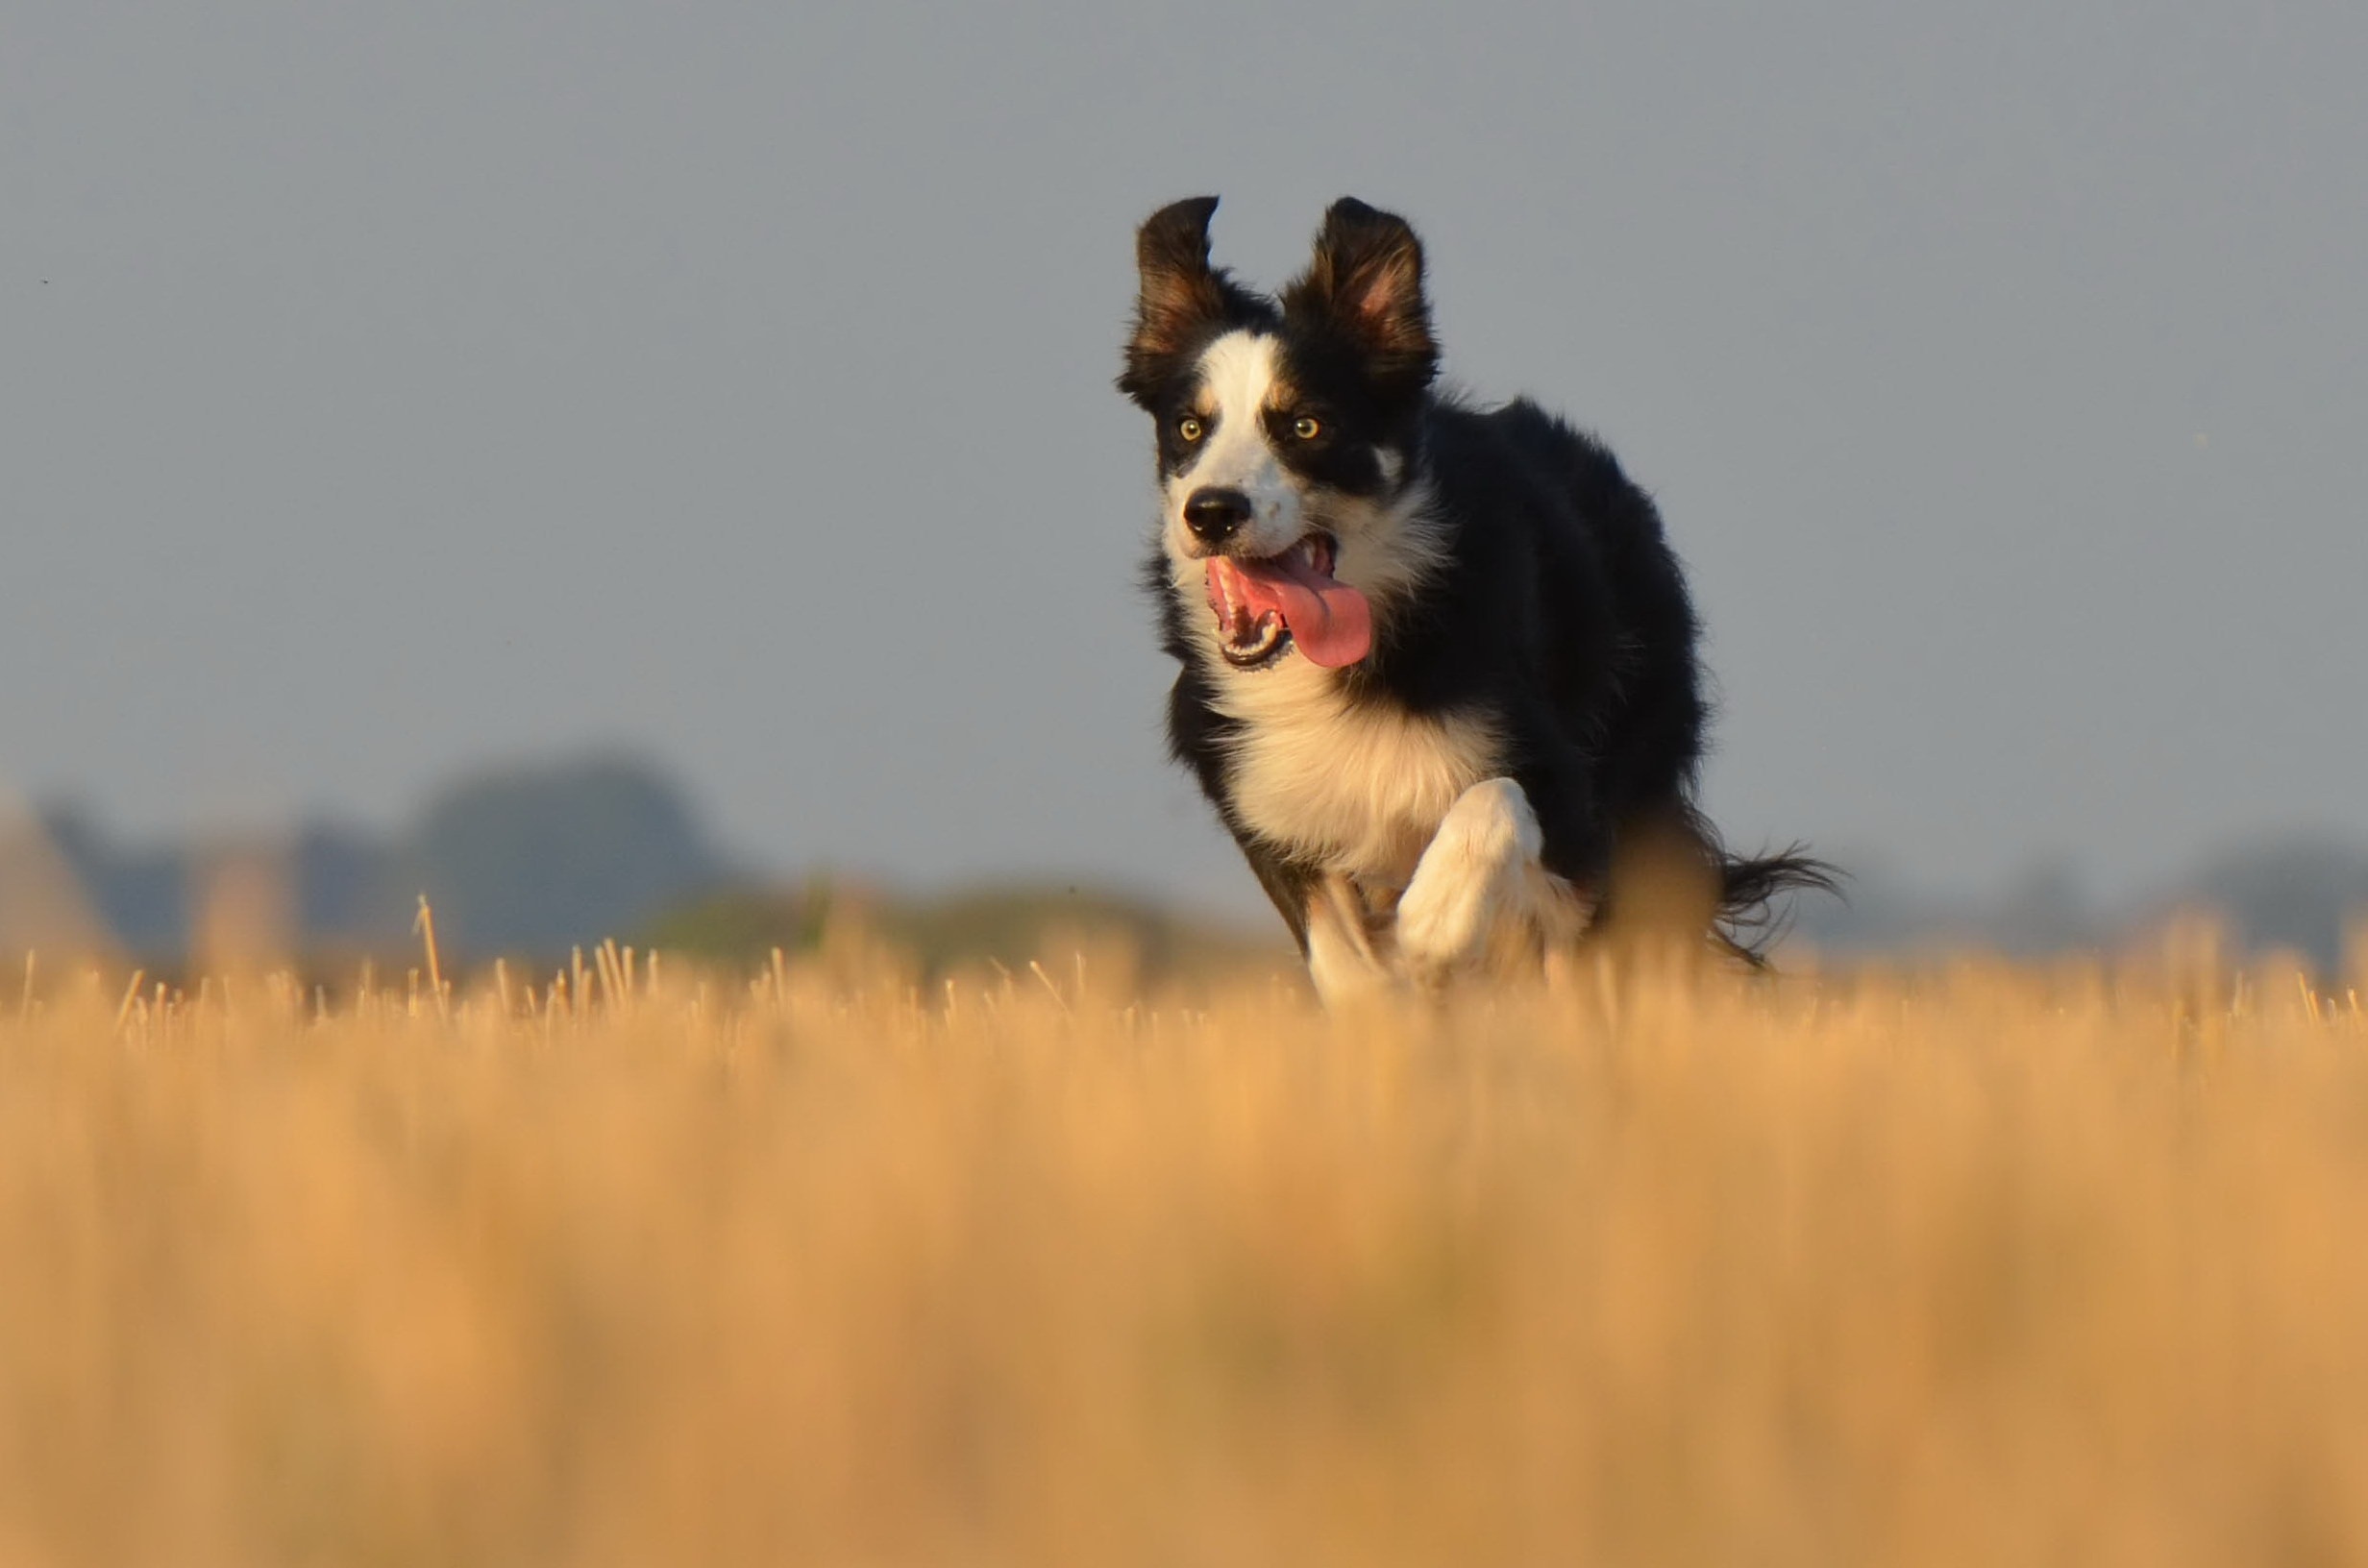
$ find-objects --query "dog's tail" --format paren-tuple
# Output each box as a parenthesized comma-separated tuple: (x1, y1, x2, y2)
(1714, 845, 1843, 968)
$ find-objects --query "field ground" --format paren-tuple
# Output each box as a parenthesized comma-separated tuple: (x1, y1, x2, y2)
(3, 928, 2367, 1566)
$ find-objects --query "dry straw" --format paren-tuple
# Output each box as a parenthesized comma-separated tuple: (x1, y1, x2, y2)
(0, 929, 2365, 1565)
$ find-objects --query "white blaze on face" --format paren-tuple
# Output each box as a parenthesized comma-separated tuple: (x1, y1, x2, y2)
(1165, 330, 1306, 561)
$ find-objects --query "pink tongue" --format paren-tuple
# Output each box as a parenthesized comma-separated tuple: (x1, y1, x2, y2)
(1208, 551, 1373, 669)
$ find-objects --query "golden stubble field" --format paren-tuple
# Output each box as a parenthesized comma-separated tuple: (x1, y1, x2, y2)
(3, 929, 2367, 1567)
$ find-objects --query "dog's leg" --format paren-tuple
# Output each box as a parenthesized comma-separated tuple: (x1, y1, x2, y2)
(1303, 872, 1392, 1006)
(1396, 777, 1591, 986)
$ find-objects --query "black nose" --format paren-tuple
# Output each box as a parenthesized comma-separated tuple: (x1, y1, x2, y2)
(1183, 487, 1252, 546)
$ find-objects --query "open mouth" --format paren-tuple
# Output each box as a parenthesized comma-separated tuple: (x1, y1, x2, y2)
(1203, 532, 1373, 671)
(1215, 605, 1292, 668)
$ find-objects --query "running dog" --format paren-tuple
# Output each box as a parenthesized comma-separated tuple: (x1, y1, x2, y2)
(1121, 196, 1829, 1000)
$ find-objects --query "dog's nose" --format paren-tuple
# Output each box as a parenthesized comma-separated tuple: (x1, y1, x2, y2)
(1182, 487, 1252, 547)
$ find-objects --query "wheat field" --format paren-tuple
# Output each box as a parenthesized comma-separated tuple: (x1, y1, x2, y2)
(3, 925, 2366, 1567)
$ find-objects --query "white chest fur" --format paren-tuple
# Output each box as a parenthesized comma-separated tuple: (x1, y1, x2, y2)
(1215, 659, 1501, 888)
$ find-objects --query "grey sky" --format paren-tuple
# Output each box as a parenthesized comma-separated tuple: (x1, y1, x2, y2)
(7, 1, 2364, 914)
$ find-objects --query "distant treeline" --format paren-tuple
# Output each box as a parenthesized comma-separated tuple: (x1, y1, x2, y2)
(15, 752, 1284, 984)
(13, 750, 2368, 976)
(1795, 838, 2368, 975)
(34, 752, 728, 963)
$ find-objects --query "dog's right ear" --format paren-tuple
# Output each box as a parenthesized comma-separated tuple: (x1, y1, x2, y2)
(1120, 196, 1227, 404)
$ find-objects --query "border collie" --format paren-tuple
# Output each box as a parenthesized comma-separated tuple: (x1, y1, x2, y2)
(1120, 196, 1831, 1000)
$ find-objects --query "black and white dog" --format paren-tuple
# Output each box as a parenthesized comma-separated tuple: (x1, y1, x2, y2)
(1122, 196, 1829, 1000)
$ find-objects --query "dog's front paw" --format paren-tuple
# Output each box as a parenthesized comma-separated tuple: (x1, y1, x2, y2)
(1395, 777, 1541, 986)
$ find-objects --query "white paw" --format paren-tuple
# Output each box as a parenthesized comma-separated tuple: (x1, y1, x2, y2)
(1395, 778, 1542, 981)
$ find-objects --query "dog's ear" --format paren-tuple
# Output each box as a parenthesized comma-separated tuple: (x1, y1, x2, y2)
(1121, 196, 1229, 404)
(1284, 198, 1437, 393)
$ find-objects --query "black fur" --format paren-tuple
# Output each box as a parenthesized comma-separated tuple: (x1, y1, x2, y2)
(1123, 197, 1833, 963)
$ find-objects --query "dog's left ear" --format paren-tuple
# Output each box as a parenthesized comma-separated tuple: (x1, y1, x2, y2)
(1284, 198, 1437, 392)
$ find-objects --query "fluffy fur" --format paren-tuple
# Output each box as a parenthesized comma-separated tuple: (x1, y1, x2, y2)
(1121, 195, 1832, 998)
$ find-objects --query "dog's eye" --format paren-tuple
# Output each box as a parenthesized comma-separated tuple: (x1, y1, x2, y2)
(1177, 416, 1204, 442)
(1292, 415, 1321, 440)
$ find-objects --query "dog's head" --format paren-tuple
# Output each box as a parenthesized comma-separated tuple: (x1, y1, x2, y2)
(1119, 197, 1442, 673)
